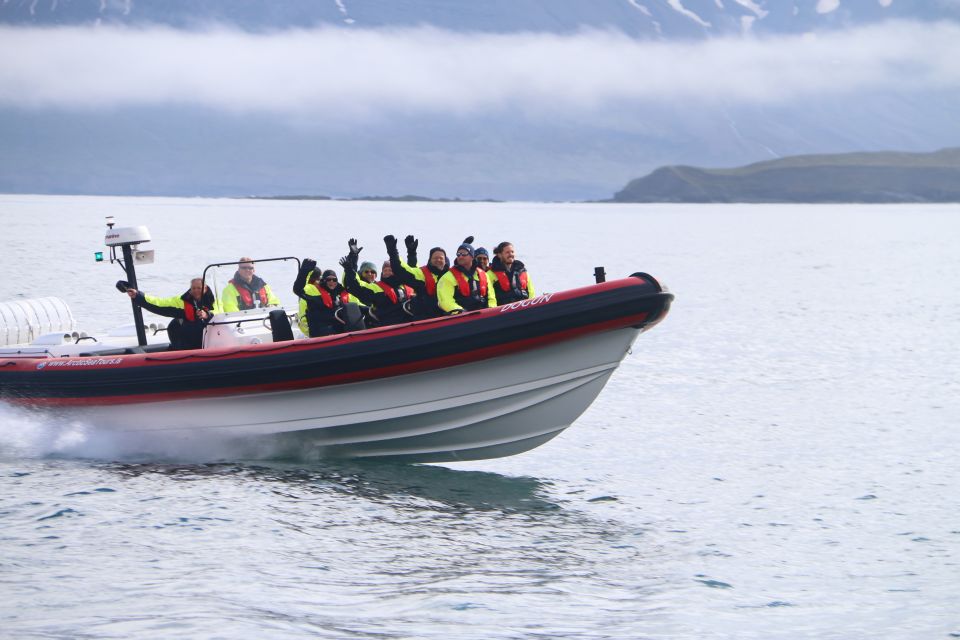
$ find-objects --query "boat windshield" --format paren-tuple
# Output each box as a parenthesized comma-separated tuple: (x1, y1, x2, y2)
(203, 256, 301, 313)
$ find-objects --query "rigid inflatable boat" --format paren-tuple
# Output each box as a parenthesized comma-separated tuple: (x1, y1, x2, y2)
(0, 221, 673, 463)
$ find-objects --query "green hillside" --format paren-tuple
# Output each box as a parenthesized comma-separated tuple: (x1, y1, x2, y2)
(612, 148, 960, 203)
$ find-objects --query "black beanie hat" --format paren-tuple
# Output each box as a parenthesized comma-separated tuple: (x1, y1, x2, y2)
(321, 269, 337, 281)
(458, 243, 475, 258)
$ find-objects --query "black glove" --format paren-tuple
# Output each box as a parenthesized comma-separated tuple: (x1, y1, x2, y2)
(343, 253, 359, 271)
(348, 238, 363, 256)
(115, 280, 130, 293)
(462, 235, 474, 245)
(404, 235, 418, 266)
(384, 235, 398, 252)
(301, 258, 317, 274)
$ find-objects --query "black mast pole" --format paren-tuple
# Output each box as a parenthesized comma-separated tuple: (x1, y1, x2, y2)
(122, 244, 148, 347)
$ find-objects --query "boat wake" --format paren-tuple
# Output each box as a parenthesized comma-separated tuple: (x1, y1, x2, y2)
(0, 402, 292, 463)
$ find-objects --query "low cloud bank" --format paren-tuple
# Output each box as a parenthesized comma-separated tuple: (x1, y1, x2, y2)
(0, 21, 957, 119)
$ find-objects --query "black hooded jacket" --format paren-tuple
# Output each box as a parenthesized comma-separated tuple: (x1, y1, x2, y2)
(388, 248, 447, 320)
(293, 264, 350, 337)
(344, 268, 413, 327)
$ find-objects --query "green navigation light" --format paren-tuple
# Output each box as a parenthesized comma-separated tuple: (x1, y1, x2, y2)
(94, 251, 104, 262)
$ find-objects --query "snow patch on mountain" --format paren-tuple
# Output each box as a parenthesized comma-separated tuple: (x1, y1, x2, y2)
(733, 0, 768, 18)
(334, 0, 355, 25)
(817, 0, 841, 13)
(627, 0, 652, 17)
(666, 0, 711, 27)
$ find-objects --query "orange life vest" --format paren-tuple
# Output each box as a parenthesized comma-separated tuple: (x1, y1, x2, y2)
(231, 279, 270, 309)
(420, 266, 438, 297)
(318, 288, 351, 308)
(494, 269, 529, 297)
(451, 267, 488, 298)
(376, 282, 415, 305)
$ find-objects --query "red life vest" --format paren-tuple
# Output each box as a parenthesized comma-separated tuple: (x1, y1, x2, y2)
(451, 267, 488, 298)
(231, 279, 270, 309)
(494, 270, 529, 296)
(319, 288, 351, 308)
(376, 282, 414, 305)
(420, 266, 438, 297)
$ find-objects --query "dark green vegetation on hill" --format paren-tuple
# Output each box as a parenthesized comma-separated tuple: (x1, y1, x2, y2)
(613, 148, 960, 203)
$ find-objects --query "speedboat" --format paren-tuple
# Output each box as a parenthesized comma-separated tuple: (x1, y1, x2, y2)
(0, 220, 673, 463)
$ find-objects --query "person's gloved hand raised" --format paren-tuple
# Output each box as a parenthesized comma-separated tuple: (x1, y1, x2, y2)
(383, 235, 398, 252)
(348, 238, 363, 256)
(339, 254, 355, 271)
(462, 235, 474, 245)
(405, 235, 418, 252)
(301, 258, 317, 274)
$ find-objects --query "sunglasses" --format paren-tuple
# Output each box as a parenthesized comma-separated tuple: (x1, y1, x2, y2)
(456, 252, 471, 257)
(362, 270, 376, 275)
(239, 266, 255, 271)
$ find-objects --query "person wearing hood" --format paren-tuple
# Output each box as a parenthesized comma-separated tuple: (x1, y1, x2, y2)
(293, 260, 360, 337)
(122, 278, 217, 350)
(384, 234, 451, 320)
(488, 241, 535, 305)
(437, 242, 497, 314)
(340, 249, 415, 327)
(220, 257, 281, 312)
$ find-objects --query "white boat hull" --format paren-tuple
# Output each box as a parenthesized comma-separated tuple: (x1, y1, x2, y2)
(66, 327, 641, 463)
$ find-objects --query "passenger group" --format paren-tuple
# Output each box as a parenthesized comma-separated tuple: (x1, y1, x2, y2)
(121, 234, 535, 347)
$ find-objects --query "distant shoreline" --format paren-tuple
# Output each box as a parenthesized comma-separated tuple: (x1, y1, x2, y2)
(612, 148, 960, 204)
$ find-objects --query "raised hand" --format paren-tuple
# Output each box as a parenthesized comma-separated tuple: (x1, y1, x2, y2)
(404, 235, 419, 252)
(384, 235, 398, 252)
(348, 238, 363, 256)
(462, 235, 474, 245)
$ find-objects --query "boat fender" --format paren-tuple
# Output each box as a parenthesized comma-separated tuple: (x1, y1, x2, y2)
(629, 272, 662, 292)
(268, 309, 294, 343)
(336, 303, 366, 332)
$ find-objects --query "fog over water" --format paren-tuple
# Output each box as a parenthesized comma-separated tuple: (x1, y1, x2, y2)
(1, 196, 958, 638)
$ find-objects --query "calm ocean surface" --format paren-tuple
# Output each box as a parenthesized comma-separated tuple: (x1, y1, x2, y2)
(1, 195, 958, 639)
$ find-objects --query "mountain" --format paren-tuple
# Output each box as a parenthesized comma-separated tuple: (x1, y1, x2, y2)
(612, 148, 960, 202)
(1, 1, 959, 200)
(3, 0, 959, 36)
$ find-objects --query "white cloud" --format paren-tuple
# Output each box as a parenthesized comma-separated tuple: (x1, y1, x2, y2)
(0, 21, 957, 121)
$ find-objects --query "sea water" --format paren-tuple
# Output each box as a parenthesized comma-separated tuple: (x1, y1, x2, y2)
(1, 196, 958, 639)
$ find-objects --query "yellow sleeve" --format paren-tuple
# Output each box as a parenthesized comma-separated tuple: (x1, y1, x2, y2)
(265, 284, 281, 306)
(144, 294, 185, 309)
(297, 298, 309, 335)
(220, 284, 239, 313)
(527, 274, 536, 298)
(352, 278, 382, 294)
(401, 260, 426, 282)
(436, 271, 461, 313)
(486, 274, 497, 307)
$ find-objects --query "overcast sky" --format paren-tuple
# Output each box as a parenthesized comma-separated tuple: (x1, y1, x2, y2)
(0, 20, 957, 122)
